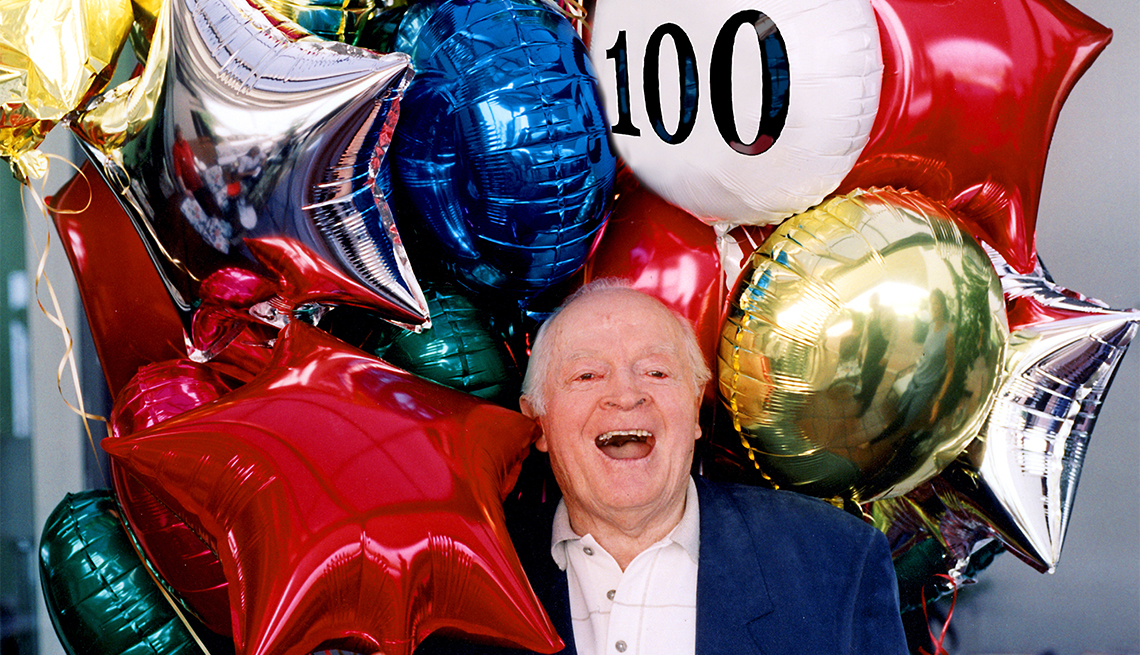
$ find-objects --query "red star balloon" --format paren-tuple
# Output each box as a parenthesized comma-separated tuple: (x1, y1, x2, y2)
(103, 322, 563, 655)
(839, 0, 1112, 274)
(48, 162, 188, 396)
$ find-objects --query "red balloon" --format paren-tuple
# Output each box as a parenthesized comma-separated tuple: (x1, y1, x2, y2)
(109, 359, 240, 635)
(188, 237, 427, 362)
(104, 322, 562, 655)
(110, 360, 238, 440)
(190, 267, 277, 364)
(48, 164, 188, 396)
(839, 0, 1111, 273)
(583, 175, 724, 378)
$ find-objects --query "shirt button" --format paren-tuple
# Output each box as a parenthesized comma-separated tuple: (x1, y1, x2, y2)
(606, 589, 616, 601)
(583, 546, 594, 556)
(615, 641, 627, 652)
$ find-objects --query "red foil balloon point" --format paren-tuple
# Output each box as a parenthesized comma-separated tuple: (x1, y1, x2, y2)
(48, 163, 189, 396)
(104, 322, 561, 655)
(840, 0, 1112, 273)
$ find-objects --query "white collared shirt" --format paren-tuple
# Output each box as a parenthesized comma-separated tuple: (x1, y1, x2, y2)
(550, 478, 700, 655)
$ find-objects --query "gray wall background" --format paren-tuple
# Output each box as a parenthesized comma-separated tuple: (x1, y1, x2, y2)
(943, 0, 1140, 653)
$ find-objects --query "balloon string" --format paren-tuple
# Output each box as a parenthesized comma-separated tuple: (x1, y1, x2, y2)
(557, 0, 590, 38)
(919, 574, 958, 655)
(21, 157, 111, 487)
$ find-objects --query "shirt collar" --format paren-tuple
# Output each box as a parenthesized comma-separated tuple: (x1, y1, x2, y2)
(550, 477, 700, 570)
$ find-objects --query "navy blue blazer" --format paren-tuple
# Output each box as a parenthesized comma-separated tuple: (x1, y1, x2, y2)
(416, 476, 908, 655)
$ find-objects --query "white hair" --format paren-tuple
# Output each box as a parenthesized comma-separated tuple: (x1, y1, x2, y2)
(521, 278, 712, 415)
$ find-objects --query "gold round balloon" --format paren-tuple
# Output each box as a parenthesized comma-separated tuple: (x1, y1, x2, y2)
(717, 187, 1008, 503)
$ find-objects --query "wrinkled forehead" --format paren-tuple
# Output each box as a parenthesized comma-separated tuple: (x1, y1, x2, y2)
(546, 290, 689, 357)
(558, 341, 682, 367)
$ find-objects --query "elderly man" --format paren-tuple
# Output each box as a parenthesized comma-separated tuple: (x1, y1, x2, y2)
(417, 280, 908, 655)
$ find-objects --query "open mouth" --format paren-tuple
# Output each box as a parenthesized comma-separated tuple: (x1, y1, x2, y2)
(595, 429, 654, 460)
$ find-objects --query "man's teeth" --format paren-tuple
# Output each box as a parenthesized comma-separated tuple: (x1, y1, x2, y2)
(595, 430, 652, 447)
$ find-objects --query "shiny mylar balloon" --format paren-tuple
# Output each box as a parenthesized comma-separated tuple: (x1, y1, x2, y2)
(718, 187, 1008, 503)
(588, 0, 881, 228)
(987, 243, 1128, 331)
(370, 280, 523, 407)
(868, 489, 1006, 611)
(382, 0, 617, 299)
(108, 359, 241, 635)
(863, 244, 1139, 592)
(110, 359, 237, 439)
(0, 0, 133, 179)
(261, 0, 377, 42)
(937, 313, 1137, 573)
(75, 0, 430, 336)
(39, 490, 225, 655)
(48, 163, 188, 396)
(103, 321, 562, 655)
(928, 249, 1140, 573)
(839, 0, 1112, 274)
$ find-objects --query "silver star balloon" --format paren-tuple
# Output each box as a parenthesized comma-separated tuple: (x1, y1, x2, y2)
(875, 246, 1140, 578)
(74, 0, 428, 346)
(936, 309, 1138, 573)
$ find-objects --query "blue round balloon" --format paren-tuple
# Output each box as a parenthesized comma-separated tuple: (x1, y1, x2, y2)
(387, 0, 616, 300)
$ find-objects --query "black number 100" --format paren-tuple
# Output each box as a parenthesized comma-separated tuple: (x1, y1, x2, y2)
(604, 10, 790, 155)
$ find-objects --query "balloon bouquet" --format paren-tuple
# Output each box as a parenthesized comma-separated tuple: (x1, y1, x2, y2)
(5, 0, 1134, 652)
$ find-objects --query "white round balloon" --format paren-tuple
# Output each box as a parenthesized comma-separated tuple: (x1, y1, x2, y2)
(589, 0, 882, 228)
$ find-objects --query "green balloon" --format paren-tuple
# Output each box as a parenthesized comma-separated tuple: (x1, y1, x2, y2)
(376, 281, 523, 407)
(39, 490, 229, 655)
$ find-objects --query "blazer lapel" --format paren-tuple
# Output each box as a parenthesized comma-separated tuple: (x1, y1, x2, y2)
(694, 478, 774, 655)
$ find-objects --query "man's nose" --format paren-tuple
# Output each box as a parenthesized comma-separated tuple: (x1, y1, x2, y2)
(602, 372, 648, 409)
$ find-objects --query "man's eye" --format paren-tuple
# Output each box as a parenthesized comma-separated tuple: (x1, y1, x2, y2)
(576, 372, 596, 381)
(647, 370, 667, 378)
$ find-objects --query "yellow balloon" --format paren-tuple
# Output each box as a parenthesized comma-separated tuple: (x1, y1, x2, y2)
(717, 187, 1008, 503)
(0, 0, 134, 178)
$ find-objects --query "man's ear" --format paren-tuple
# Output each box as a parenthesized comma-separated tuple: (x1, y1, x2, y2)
(519, 396, 548, 452)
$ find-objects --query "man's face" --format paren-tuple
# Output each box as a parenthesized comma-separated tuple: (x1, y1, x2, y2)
(522, 289, 702, 529)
